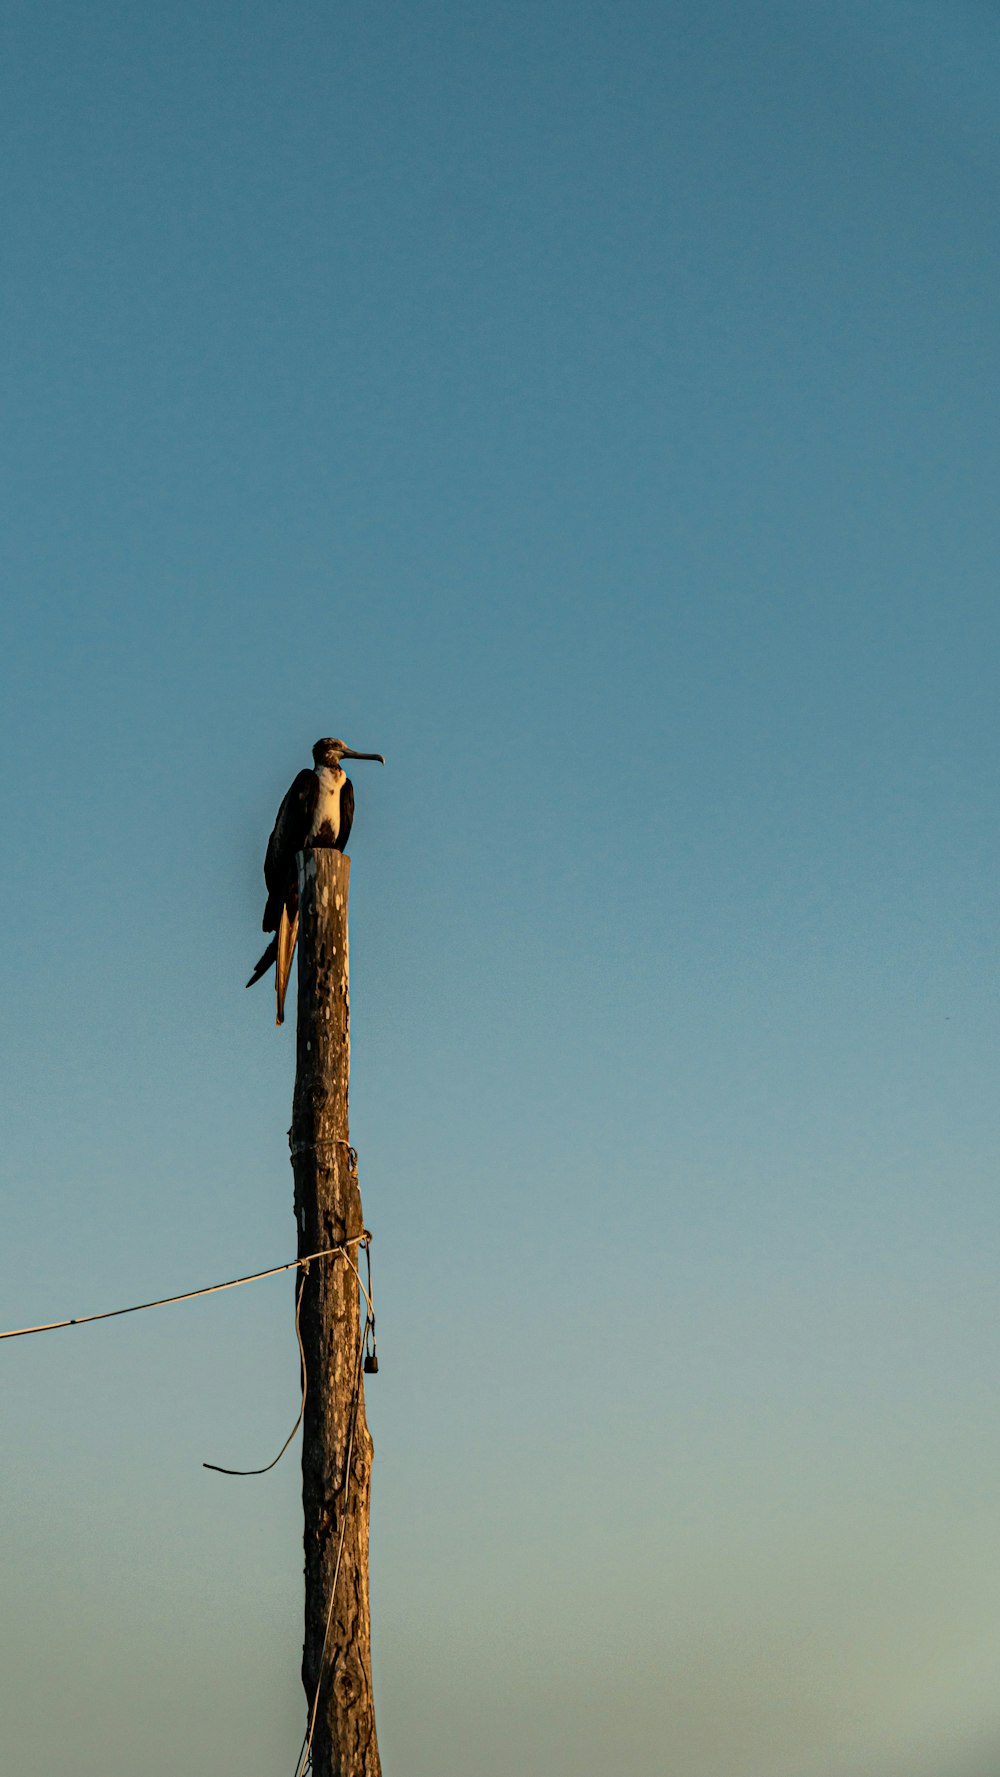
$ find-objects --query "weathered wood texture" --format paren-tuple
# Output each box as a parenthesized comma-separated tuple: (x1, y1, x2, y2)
(290, 847, 380, 1777)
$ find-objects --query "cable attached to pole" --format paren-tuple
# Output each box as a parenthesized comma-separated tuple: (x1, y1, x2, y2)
(0, 1236, 371, 1343)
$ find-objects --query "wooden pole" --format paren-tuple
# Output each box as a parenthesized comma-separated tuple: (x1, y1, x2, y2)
(290, 847, 381, 1777)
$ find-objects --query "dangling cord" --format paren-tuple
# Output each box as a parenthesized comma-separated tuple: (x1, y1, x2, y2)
(363, 1236, 378, 1372)
(203, 1265, 309, 1476)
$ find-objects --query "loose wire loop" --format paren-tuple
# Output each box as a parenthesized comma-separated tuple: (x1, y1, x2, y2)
(288, 1134, 357, 1169)
(203, 1264, 310, 1476)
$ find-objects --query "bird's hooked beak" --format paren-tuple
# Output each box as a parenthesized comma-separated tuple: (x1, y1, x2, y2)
(340, 748, 385, 764)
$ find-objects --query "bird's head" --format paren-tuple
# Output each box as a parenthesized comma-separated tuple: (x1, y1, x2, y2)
(312, 737, 386, 769)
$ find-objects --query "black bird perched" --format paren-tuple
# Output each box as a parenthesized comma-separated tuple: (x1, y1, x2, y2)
(247, 737, 385, 1024)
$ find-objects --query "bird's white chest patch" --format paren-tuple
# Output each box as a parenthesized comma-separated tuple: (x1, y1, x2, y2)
(312, 765, 345, 840)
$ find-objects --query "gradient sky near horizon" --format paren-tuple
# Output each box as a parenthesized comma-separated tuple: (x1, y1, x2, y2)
(2, 2, 1000, 1773)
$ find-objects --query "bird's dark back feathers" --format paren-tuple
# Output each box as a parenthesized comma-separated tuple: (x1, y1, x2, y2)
(339, 776, 355, 851)
(262, 768, 317, 931)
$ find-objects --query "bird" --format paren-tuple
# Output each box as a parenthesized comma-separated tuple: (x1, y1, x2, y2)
(247, 737, 385, 1024)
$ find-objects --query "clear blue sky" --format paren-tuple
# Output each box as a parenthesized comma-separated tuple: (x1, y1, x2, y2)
(2, 2, 999, 1772)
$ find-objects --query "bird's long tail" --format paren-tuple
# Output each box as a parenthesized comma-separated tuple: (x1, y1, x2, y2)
(246, 898, 299, 1024)
(274, 904, 299, 1026)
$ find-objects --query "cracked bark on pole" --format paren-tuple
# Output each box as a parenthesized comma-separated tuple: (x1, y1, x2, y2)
(290, 847, 381, 1777)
